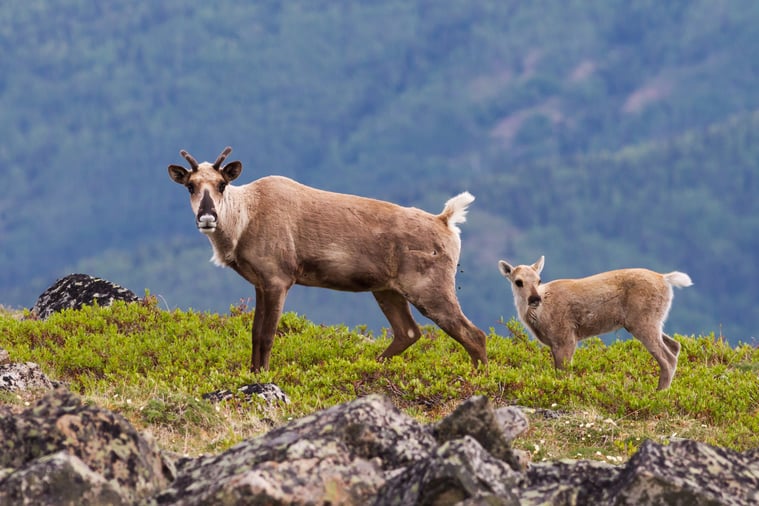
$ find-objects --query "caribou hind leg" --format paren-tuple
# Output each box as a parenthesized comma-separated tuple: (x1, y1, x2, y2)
(628, 323, 679, 390)
(373, 290, 423, 360)
(405, 289, 488, 367)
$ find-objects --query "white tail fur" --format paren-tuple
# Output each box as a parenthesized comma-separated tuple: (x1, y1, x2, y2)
(664, 271, 693, 288)
(443, 191, 475, 234)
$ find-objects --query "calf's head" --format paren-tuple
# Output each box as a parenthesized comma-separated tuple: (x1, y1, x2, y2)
(498, 256, 545, 307)
(168, 147, 242, 234)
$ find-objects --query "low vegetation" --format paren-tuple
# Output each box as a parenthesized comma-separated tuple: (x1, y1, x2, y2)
(1, 299, 758, 464)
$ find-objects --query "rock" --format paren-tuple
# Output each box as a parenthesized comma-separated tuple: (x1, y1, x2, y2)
(0, 451, 129, 506)
(0, 361, 61, 392)
(610, 439, 759, 505)
(0, 347, 10, 365)
(31, 273, 139, 319)
(522, 458, 621, 505)
(2, 388, 759, 505)
(0, 388, 174, 505)
(432, 395, 528, 471)
(377, 435, 523, 505)
(522, 440, 759, 505)
(202, 382, 291, 405)
(155, 394, 437, 505)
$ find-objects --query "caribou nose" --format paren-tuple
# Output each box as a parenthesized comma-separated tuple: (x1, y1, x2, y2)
(196, 189, 218, 232)
(197, 213, 217, 228)
(528, 294, 542, 307)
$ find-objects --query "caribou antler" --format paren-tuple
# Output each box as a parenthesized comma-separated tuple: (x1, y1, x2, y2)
(213, 146, 233, 170)
(179, 150, 199, 171)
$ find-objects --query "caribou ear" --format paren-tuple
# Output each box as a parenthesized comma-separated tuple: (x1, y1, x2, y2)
(168, 165, 190, 184)
(532, 255, 545, 274)
(220, 161, 242, 182)
(498, 260, 514, 278)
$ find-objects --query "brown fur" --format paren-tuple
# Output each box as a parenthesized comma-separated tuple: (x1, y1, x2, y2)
(498, 256, 692, 390)
(168, 147, 487, 372)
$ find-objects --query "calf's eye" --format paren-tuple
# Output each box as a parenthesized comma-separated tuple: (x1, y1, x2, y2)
(186, 183, 195, 195)
(218, 182, 227, 193)
(515, 280, 523, 288)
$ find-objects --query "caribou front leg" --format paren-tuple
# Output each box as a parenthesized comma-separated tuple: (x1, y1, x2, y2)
(251, 282, 289, 372)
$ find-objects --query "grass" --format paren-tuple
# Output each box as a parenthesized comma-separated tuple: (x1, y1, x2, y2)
(1, 298, 757, 464)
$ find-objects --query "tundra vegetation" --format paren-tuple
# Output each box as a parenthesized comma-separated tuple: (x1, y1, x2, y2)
(1, 299, 757, 463)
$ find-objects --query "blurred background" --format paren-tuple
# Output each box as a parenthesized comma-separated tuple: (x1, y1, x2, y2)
(2, 1, 758, 345)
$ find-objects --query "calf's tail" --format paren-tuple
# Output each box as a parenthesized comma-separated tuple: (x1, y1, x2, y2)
(664, 271, 693, 289)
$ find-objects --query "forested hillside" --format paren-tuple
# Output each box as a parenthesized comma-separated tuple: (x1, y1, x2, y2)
(2, 1, 759, 343)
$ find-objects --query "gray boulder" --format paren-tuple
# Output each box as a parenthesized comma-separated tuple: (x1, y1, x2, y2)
(0, 389, 175, 505)
(2, 388, 758, 505)
(377, 435, 523, 505)
(31, 273, 139, 319)
(0, 361, 61, 392)
(609, 439, 759, 505)
(154, 393, 527, 505)
(0, 451, 129, 506)
(523, 440, 759, 505)
(155, 394, 441, 505)
(202, 382, 291, 405)
(432, 395, 528, 469)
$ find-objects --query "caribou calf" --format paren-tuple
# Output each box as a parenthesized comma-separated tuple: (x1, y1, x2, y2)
(498, 256, 692, 390)
(168, 147, 488, 372)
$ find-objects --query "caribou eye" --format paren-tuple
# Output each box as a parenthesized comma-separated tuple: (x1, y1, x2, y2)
(218, 181, 227, 193)
(515, 280, 523, 288)
(186, 183, 195, 195)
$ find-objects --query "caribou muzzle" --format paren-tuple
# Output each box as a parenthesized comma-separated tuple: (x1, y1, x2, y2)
(196, 189, 218, 234)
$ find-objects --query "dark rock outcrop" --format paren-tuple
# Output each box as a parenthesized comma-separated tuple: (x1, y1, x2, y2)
(1, 387, 758, 505)
(31, 273, 139, 319)
(203, 383, 291, 405)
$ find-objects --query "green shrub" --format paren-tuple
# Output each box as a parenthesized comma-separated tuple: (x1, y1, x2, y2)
(1, 303, 757, 460)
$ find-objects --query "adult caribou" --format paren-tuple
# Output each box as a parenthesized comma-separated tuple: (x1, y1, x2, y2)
(168, 147, 488, 372)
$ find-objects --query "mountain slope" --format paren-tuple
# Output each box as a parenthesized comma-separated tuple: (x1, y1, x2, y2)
(2, 1, 758, 343)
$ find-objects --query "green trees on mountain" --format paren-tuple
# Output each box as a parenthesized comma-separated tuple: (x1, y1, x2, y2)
(2, 1, 758, 343)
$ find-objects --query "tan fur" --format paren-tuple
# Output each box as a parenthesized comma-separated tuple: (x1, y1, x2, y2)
(168, 147, 487, 372)
(498, 256, 692, 390)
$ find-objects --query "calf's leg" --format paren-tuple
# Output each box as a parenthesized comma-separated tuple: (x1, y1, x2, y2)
(663, 333, 681, 357)
(661, 332, 681, 387)
(550, 341, 576, 369)
(629, 324, 678, 390)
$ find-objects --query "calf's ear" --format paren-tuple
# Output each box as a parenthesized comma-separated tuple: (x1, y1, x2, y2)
(498, 260, 514, 278)
(532, 255, 545, 274)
